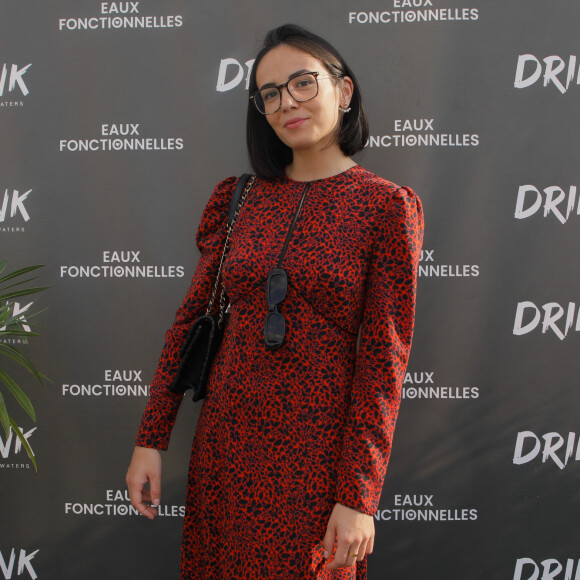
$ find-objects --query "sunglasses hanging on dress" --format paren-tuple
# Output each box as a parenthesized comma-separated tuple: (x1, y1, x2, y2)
(264, 182, 310, 351)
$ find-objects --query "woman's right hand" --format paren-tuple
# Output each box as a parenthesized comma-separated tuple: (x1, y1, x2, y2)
(126, 446, 162, 520)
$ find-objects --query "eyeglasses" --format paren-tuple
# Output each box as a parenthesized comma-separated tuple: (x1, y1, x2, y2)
(264, 267, 288, 350)
(250, 71, 340, 115)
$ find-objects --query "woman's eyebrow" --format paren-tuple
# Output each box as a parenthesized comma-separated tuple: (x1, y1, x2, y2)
(258, 69, 312, 90)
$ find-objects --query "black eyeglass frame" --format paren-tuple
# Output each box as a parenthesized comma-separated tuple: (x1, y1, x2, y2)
(250, 70, 343, 116)
(264, 267, 288, 351)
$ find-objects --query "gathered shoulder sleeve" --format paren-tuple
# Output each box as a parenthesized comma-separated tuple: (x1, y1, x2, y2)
(335, 185, 424, 515)
(135, 175, 238, 450)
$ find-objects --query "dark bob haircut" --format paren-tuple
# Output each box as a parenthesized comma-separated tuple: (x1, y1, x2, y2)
(246, 24, 369, 180)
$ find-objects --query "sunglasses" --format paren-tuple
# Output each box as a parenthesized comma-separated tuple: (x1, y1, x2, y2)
(264, 267, 288, 350)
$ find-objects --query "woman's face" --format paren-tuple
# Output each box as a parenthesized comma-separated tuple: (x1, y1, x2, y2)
(255, 44, 353, 154)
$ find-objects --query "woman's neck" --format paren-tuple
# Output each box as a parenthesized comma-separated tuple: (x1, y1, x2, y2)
(285, 145, 357, 182)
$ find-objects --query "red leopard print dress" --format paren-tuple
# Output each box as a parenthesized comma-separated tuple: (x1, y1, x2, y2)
(135, 165, 424, 579)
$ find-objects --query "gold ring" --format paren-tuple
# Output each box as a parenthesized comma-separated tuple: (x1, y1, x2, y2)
(349, 553, 358, 558)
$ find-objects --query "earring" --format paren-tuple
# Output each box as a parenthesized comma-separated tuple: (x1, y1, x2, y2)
(339, 104, 351, 113)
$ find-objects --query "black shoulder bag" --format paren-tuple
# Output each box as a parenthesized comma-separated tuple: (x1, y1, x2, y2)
(168, 173, 255, 401)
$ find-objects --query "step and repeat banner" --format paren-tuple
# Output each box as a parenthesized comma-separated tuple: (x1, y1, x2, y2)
(1, 1, 579, 579)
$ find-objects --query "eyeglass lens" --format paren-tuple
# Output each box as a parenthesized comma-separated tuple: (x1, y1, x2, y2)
(254, 73, 319, 115)
(264, 311, 286, 347)
(266, 268, 288, 305)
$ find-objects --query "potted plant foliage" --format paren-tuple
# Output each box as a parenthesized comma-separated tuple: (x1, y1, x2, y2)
(0, 261, 49, 471)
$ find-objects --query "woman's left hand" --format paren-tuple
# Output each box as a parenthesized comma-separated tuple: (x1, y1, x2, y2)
(322, 502, 375, 570)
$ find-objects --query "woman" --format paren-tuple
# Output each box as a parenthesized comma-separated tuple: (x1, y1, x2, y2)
(127, 23, 424, 580)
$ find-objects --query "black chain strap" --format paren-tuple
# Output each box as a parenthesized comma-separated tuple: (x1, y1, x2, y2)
(206, 174, 256, 325)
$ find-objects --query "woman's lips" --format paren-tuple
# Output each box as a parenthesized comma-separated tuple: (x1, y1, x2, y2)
(284, 118, 307, 129)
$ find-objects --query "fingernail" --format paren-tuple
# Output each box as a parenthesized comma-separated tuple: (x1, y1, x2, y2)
(153, 499, 160, 506)
(323, 551, 328, 559)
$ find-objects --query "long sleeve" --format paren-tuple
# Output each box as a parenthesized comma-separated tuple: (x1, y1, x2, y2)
(335, 185, 424, 515)
(135, 176, 238, 450)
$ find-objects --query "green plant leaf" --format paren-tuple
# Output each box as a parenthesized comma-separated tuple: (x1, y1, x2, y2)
(0, 260, 7, 275)
(0, 286, 50, 301)
(0, 368, 36, 422)
(0, 329, 39, 337)
(0, 264, 44, 286)
(2, 306, 48, 326)
(0, 343, 44, 384)
(0, 392, 10, 439)
(0, 276, 40, 293)
(8, 418, 37, 472)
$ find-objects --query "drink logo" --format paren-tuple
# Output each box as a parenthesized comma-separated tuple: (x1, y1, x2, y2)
(64, 489, 185, 517)
(0, 64, 31, 109)
(0, 426, 36, 469)
(216, 58, 255, 92)
(514, 557, 580, 580)
(366, 119, 479, 148)
(0, 301, 33, 345)
(62, 369, 149, 397)
(59, 2, 183, 31)
(59, 123, 184, 152)
(374, 493, 478, 522)
(418, 249, 480, 278)
(513, 302, 580, 340)
(402, 371, 479, 400)
(60, 250, 185, 279)
(348, 1, 479, 25)
(515, 54, 580, 94)
(513, 431, 580, 470)
(1, 189, 32, 233)
(0, 548, 39, 579)
(515, 185, 578, 224)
